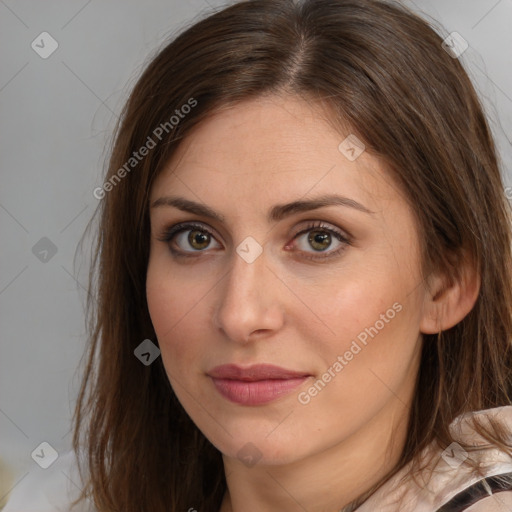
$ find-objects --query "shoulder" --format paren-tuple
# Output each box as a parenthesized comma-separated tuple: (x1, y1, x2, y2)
(427, 405, 512, 511)
(2, 449, 95, 512)
(356, 406, 512, 512)
(464, 491, 512, 511)
(436, 471, 512, 511)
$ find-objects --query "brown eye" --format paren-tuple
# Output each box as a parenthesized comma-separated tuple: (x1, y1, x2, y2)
(308, 230, 332, 252)
(289, 221, 351, 261)
(187, 229, 211, 250)
(158, 222, 221, 255)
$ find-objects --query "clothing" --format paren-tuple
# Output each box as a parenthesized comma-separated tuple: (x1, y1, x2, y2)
(3, 406, 512, 511)
(355, 406, 512, 511)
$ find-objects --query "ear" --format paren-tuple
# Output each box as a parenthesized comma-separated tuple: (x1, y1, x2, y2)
(420, 251, 480, 334)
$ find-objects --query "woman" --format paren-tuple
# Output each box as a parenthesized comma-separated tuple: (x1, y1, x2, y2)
(5, 0, 512, 510)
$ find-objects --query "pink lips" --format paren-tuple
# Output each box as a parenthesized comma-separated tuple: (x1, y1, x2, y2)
(207, 364, 311, 406)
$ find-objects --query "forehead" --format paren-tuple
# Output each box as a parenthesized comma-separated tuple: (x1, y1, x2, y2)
(150, 95, 398, 214)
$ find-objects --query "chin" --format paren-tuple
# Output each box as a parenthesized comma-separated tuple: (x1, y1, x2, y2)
(204, 424, 312, 467)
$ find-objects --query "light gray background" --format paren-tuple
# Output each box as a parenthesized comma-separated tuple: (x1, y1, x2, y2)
(1, 0, 511, 502)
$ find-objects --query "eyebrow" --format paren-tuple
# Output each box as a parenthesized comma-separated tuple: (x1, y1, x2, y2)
(150, 194, 375, 223)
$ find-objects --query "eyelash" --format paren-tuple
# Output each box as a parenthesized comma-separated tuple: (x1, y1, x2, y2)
(156, 221, 352, 262)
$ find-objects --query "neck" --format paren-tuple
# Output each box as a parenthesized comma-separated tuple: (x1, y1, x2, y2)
(219, 398, 410, 512)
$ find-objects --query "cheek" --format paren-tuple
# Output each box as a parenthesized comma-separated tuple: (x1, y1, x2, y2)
(306, 255, 424, 388)
(146, 263, 208, 370)
(146, 263, 181, 347)
(309, 281, 423, 409)
(309, 262, 414, 344)
(146, 271, 173, 336)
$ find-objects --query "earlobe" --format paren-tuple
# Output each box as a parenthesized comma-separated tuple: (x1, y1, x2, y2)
(419, 254, 480, 334)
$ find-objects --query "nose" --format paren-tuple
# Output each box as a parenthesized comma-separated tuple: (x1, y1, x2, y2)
(212, 244, 284, 344)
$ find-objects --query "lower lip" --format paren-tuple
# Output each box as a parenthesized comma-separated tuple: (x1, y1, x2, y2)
(210, 377, 309, 405)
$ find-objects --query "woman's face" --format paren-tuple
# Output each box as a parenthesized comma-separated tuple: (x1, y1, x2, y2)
(146, 94, 429, 467)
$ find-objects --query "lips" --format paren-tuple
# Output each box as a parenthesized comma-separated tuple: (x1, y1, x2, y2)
(207, 364, 311, 405)
(208, 363, 310, 381)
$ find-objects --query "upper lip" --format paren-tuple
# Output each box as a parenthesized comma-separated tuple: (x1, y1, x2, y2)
(207, 364, 311, 381)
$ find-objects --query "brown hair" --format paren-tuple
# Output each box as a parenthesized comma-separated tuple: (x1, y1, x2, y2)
(72, 0, 512, 510)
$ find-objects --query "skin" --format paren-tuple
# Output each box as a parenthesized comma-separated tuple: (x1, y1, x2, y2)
(145, 94, 478, 511)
